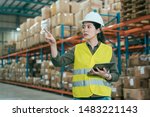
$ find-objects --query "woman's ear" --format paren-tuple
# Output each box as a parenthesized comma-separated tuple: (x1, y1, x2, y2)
(96, 28, 101, 34)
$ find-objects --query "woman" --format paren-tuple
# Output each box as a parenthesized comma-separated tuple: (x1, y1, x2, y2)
(45, 12, 119, 100)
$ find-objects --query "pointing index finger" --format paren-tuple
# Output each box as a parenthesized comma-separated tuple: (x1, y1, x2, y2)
(44, 28, 52, 35)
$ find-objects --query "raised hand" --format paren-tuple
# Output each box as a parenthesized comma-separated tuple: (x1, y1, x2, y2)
(44, 29, 56, 45)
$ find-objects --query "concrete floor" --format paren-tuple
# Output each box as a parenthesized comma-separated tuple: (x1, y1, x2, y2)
(0, 83, 72, 100)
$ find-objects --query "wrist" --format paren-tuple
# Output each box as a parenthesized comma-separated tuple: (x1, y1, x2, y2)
(105, 73, 112, 81)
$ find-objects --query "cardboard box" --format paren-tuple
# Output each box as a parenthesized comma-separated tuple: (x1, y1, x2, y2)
(26, 18, 34, 29)
(90, 0, 102, 12)
(149, 79, 150, 88)
(82, 7, 92, 19)
(127, 67, 134, 76)
(123, 76, 149, 88)
(41, 6, 50, 20)
(51, 70, 61, 88)
(75, 10, 83, 30)
(70, 1, 79, 13)
(62, 72, 73, 90)
(100, 9, 109, 24)
(80, 0, 102, 13)
(34, 16, 42, 23)
(20, 22, 27, 32)
(147, 54, 150, 65)
(123, 88, 150, 100)
(33, 33, 40, 45)
(56, 0, 70, 14)
(34, 22, 41, 33)
(129, 54, 149, 67)
(111, 2, 121, 11)
(55, 25, 71, 38)
(111, 77, 123, 98)
(134, 66, 150, 79)
(50, 3, 56, 16)
(40, 33, 45, 43)
(57, 13, 74, 26)
(51, 15, 57, 28)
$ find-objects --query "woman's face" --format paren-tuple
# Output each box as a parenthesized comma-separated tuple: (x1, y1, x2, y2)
(82, 22, 100, 40)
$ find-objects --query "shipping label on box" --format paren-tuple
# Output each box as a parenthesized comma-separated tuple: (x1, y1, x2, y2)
(123, 88, 150, 100)
(134, 66, 150, 79)
(123, 76, 149, 88)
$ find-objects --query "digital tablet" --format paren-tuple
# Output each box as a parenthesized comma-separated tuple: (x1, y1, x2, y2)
(92, 62, 115, 71)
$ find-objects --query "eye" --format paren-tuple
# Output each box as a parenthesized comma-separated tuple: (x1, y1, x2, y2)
(87, 25, 91, 28)
(82, 25, 85, 29)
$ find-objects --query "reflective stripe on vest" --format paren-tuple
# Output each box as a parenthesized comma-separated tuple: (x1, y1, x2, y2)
(73, 79, 111, 87)
(73, 68, 91, 75)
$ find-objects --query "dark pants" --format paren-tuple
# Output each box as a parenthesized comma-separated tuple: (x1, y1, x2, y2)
(74, 96, 111, 100)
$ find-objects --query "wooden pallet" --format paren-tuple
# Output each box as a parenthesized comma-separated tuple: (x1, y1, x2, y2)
(132, 9, 150, 19)
(121, 0, 150, 21)
(122, 13, 132, 21)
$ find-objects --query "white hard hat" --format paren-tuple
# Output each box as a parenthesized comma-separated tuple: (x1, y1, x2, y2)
(82, 11, 104, 27)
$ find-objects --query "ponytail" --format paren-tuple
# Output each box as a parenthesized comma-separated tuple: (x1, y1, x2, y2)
(97, 30, 105, 43)
(92, 22, 106, 43)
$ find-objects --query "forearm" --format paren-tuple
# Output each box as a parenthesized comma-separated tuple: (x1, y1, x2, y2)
(51, 47, 75, 67)
(109, 53, 120, 82)
(109, 72, 119, 82)
(50, 44, 58, 58)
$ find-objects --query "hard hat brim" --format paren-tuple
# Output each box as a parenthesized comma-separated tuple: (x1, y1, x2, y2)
(81, 19, 104, 27)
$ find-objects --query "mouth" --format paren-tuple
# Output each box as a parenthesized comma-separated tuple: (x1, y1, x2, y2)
(83, 33, 88, 37)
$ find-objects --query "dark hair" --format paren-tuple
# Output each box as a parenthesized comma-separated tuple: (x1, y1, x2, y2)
(91, 22, 105, 43)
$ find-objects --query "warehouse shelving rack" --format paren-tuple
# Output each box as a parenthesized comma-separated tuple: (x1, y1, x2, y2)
(0, 14, 150, 96)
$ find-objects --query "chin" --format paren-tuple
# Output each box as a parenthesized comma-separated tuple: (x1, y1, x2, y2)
(84, 36, 90, 39)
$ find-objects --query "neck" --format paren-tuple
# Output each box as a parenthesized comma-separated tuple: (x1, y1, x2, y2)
(87, 37, 99, 49)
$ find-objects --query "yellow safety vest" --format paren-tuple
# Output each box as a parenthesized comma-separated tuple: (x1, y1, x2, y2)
(73, 42, 112, 98)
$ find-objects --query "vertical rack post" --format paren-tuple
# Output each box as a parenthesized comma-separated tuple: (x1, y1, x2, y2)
(8, 47, 11, 64)
(125, 36, 129, 69)
(147, 34, 149, 54)
(60, 24, 65, 89)
(16, 55, 18, 63)
(26, 51, 29, 80)
(144, 33, 149, 54)
(34, 53, 36, 60)
(46, 53, 48, 60)
(40, 48, 43, 62)
(124, 27, 129, 69)
(116, 12, 121, 74)
(1, 32, 4, 67)
(1, 59, 3, 67)
(40, 48, 43, 80)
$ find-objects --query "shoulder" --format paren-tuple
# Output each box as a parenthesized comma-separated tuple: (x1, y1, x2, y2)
(75, 42, 86, 48)
(101, 43, 112, 50)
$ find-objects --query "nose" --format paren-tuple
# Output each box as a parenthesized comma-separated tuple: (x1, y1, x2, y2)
(83, 26, 88, 32)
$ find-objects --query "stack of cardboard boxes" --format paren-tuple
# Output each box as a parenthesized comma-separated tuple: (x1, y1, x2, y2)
(111, 77, 124, 99)
(123, 54, 150, 99)
(62, 71, 73, 91)
(0, 41, 16, 55)
(40, 0, 77, 39)
(40, 61, 52, 87)
(50, 67, 61, 89)
(15, 0, 122, 51)
(0, 68, 5, 80)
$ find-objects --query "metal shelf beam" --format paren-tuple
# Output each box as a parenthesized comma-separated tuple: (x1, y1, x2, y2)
(0, 80, 72, 96)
